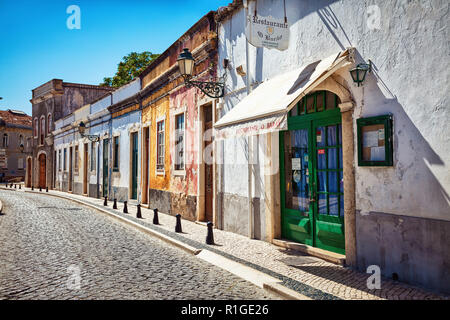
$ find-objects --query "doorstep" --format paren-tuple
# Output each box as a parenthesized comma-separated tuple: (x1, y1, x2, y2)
(272, 239, 346, 266)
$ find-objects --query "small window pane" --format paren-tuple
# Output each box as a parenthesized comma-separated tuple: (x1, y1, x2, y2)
(327, 125, 337, 146)
(326, 91, 336, 110)
(328, 148, 337, 169)
(318, 171, 327, 192)
(316, 91, 325, 112)
(328, 171, 338, 193)
(318, 194, 327, 214)
(329, 194, 339, 216)
(306, 95, 315, 113)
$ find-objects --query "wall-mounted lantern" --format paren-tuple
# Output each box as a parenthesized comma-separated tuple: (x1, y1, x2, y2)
(19, 144, 24, 153)
(177, 48, 225, 98)
(350, 60, 372, 87)
(78, 121, 100, 142)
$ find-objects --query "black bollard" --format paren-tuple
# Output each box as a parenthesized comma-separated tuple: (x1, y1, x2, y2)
(39, 186, 42, 192)
(104, 196, 108, 206)
(46, 186, 48, 192)
(123, 201, 128, 214)
(113, 198, 117, 209)
(153, 208, 159, 225)
(14, 184, 16, 189)
(31, 185, 34, 191)
(206, 221, 214, 245)
(175, 214, 182, 233)
(10, 183, 13, 188)
(136, 204, 142, 219)
(19, 184, 21, 189)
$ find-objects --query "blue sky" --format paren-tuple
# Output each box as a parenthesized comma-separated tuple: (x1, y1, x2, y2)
(0, 0, 231, 115)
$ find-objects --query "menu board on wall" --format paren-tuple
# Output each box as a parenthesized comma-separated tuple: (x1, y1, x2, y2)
(361, 124, 386, 162)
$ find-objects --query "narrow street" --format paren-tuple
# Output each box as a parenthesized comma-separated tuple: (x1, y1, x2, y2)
(0, 190, 277, 300)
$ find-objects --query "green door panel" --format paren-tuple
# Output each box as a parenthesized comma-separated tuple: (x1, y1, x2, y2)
(281, 102, 345, 255)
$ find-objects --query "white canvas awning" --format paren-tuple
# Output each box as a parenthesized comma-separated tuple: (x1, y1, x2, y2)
(214, 48, 354, 139)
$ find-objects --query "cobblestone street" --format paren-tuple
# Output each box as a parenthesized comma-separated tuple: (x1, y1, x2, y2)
(0, 190, 278, 300)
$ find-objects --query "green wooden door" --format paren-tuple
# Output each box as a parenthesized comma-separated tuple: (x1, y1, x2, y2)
(131, 132, 138, 200)
(103, 139, 109, 198)
(280, 91, 345, 254)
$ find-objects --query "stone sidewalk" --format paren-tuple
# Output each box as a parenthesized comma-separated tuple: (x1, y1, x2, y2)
(2, 185, 448, 300)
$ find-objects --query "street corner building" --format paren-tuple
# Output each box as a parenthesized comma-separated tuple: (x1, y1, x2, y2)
(212, 0, 449, 294)
(0, 109, 32, 182)
(138, 10, 219, 222)
(30, 79, 113, 190)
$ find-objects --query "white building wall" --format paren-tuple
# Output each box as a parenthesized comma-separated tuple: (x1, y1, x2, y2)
(217, 0, 450, 293)
(218, 0, 449, 222)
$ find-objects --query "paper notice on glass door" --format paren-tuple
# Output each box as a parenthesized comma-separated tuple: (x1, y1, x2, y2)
(292, 158, 301, 170)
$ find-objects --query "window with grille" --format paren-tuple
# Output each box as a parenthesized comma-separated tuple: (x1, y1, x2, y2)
(175, 113, 185, 171)
(156, 120, 165, 172)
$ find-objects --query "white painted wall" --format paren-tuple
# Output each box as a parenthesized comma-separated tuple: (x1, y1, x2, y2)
(218, 0, 449, 221)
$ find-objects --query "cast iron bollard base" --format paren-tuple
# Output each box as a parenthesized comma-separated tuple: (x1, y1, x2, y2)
(46, 187, 48, 192)
(104, 196, 108, 206)
(136, 204, 142, 219)
(153, 208, 159, 225)
(175, 214, 182, 233)
(206, 221, 214, 245)
(123, 201, 128, 213)
(113, 198, 117, 209)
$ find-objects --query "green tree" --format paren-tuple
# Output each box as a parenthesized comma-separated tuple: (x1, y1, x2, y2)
(100, 51, 160, 87)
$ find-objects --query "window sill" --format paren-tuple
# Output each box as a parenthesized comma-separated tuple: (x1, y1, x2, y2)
(173, 169, 186, 176)
(156, 170, 165, 176)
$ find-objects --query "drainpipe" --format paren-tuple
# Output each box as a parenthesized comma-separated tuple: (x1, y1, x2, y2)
(245, 0, 254, 239)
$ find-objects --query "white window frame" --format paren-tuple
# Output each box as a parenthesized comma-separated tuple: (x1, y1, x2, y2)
(173, 109, 186, 176)
(155, 116, 166, 175)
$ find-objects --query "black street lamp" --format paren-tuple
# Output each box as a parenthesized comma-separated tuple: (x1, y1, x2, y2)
(177, 48, 225, 98)
(78, 121, 100, 142)
(350, 60, 372, 87)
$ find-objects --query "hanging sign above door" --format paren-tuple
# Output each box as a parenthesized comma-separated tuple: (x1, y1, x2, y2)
(245, 14, 290, 51)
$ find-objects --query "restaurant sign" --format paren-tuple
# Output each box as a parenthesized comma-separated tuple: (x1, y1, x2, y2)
(245, 14, 290, 51)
